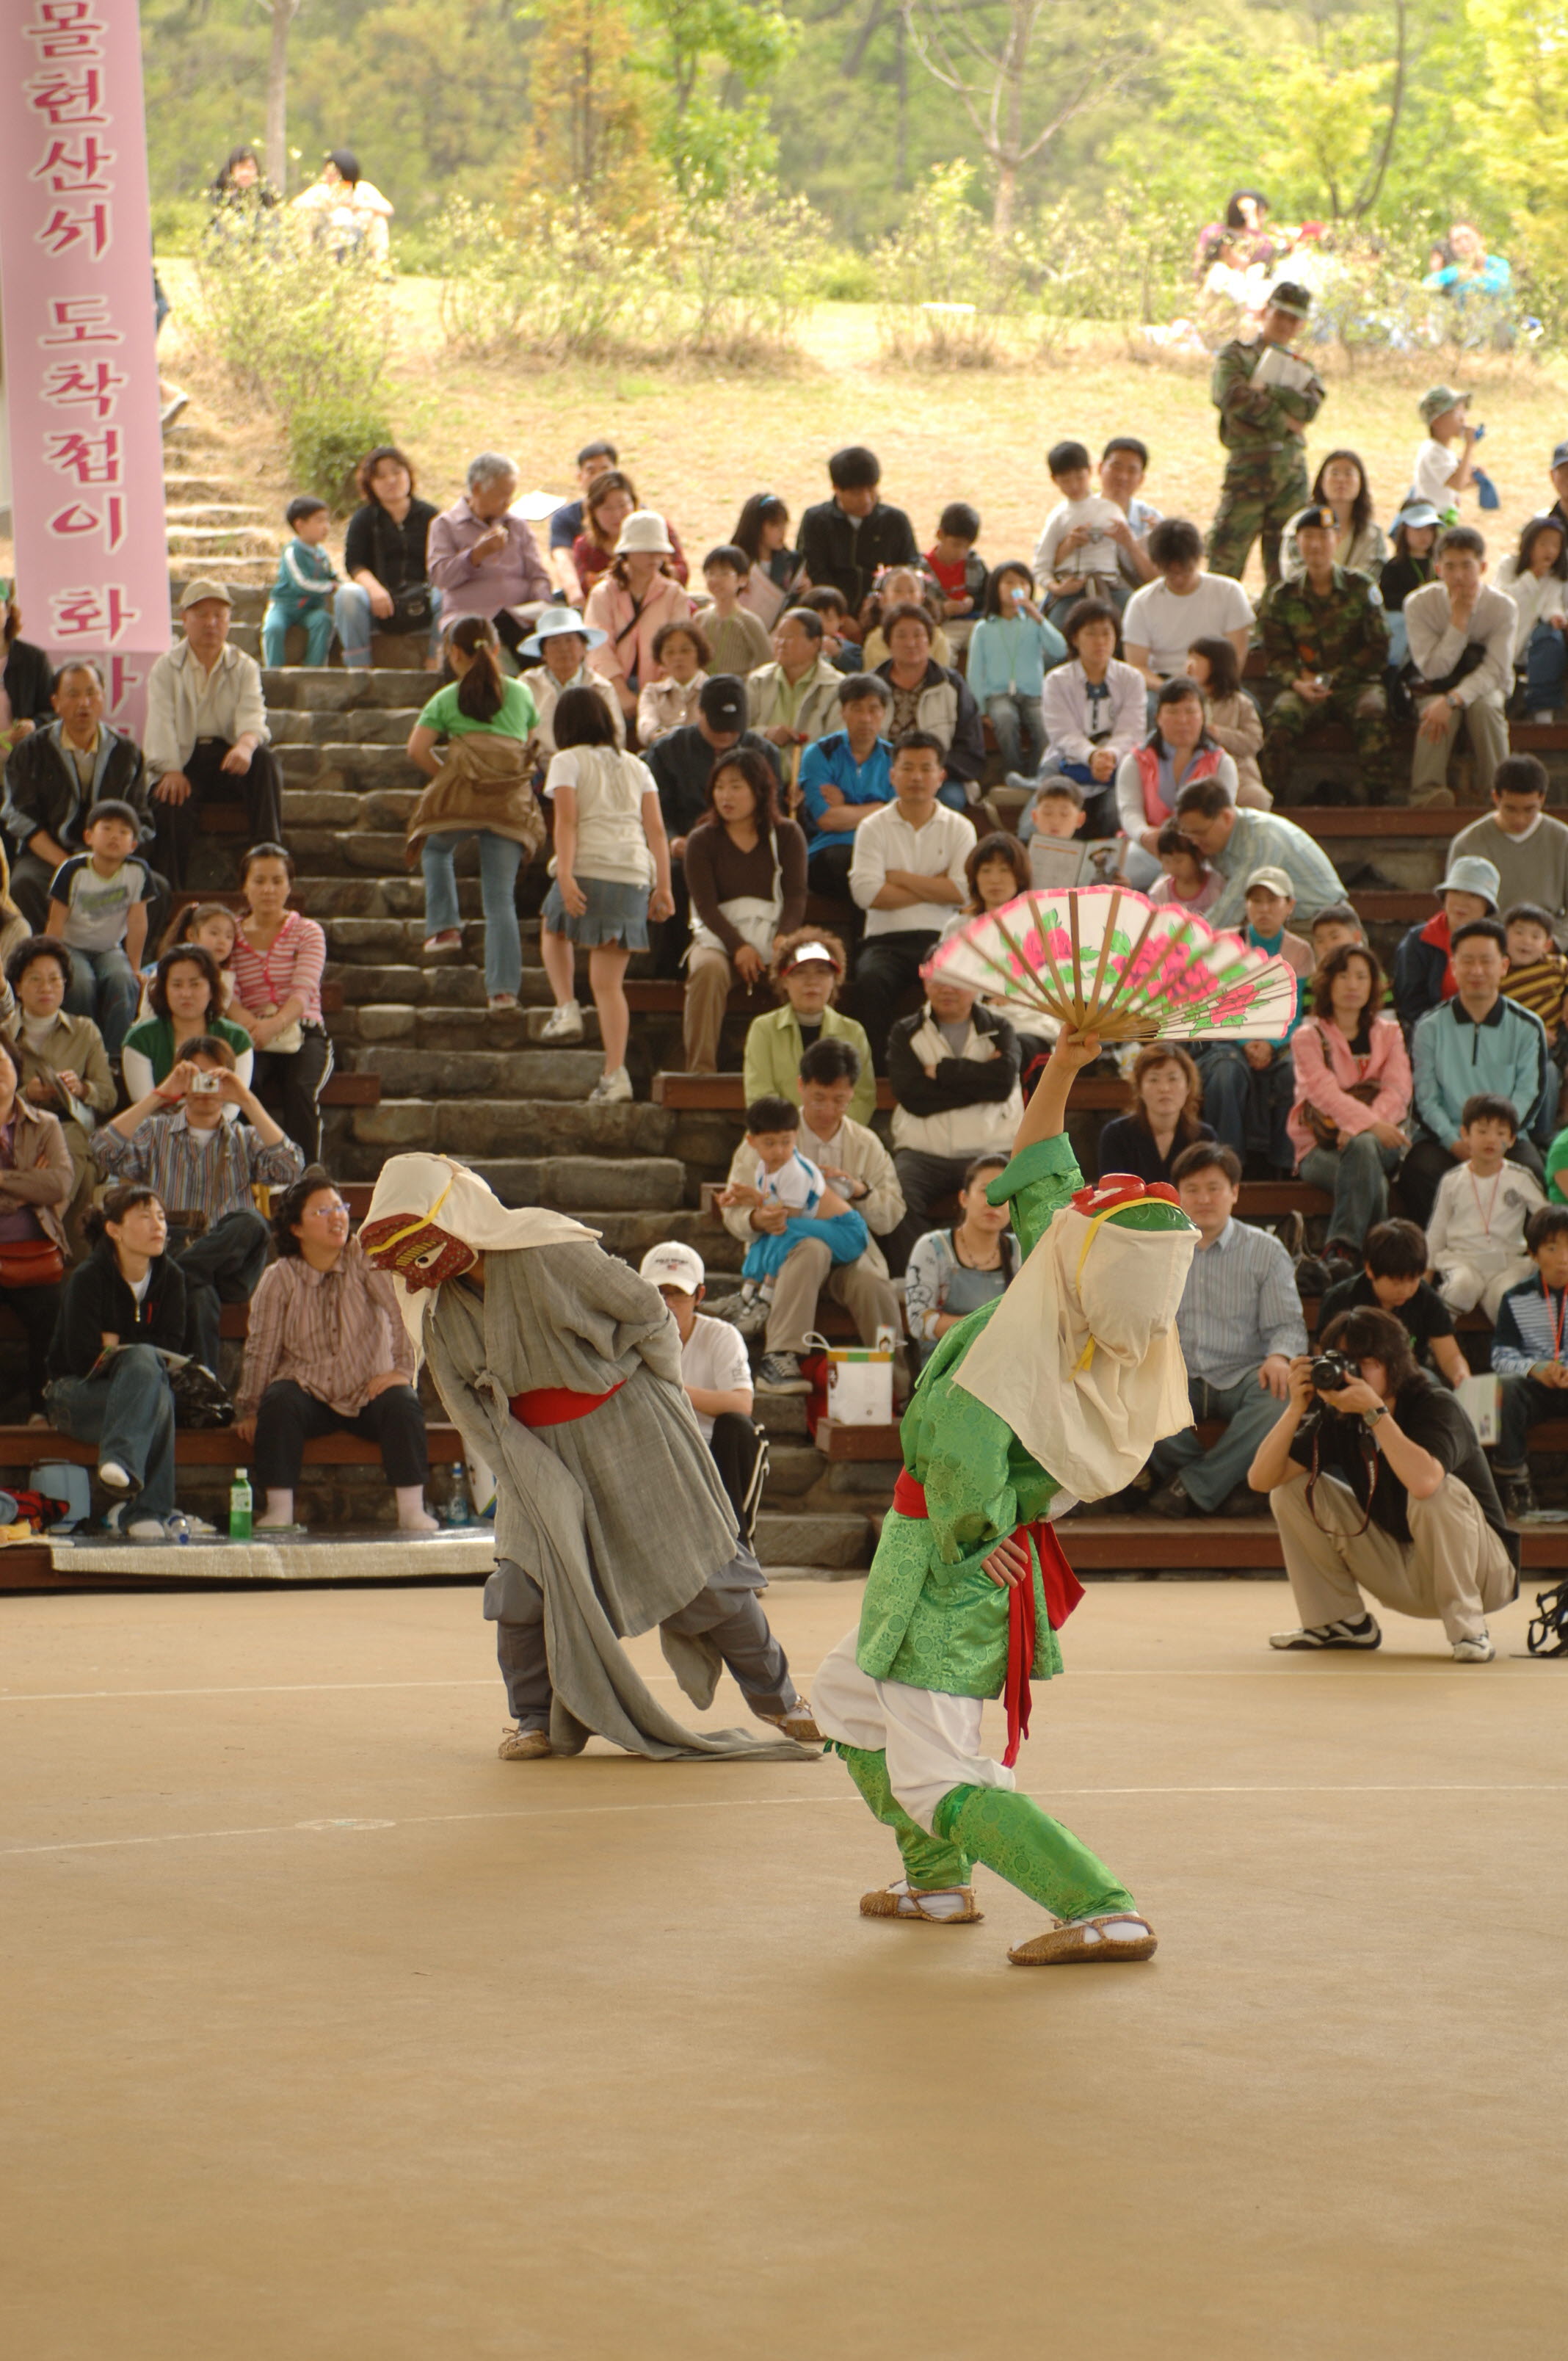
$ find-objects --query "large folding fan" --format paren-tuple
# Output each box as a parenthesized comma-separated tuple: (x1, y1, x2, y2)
(925, 884, 1298, 1042)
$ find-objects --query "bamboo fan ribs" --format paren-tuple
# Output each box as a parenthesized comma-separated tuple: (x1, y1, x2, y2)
(924, 885, 1299, 1043)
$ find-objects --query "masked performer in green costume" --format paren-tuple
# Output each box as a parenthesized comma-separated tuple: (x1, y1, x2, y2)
(363, 1154, 819, 1764)
(813, 1030, 1199, 1965)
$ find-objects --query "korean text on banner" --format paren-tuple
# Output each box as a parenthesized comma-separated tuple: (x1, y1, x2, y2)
(0, 0, 171, 732)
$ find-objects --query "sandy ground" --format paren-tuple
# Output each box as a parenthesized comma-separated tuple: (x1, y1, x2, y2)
(5, 1573, 1565, 2358)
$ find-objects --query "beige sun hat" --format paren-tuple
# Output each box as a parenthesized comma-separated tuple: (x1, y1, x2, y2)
(614, 510, 675, 556)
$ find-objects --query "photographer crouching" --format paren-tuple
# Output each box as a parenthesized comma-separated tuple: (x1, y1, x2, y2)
(1248, 1307, 1517, 1664)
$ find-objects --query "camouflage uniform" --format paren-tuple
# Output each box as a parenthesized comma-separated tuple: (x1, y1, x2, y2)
(1257, 566, 1393, 802)
(1208, 340, 1325, 585)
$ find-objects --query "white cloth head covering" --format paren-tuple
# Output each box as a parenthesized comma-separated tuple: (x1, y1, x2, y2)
(364, 1154, 598, 1348)
(954, 1180, 1199, 1502)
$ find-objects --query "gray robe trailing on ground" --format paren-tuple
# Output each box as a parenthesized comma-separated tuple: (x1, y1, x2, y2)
(422, 1242, 810, 1763)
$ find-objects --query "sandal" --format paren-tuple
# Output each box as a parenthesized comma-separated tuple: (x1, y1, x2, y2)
(1008, 1912, 1157, 1966)
(860, 1882, 983, 1924)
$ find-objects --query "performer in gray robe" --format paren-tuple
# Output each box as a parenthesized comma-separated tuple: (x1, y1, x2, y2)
(363, 1154, 819, 1763)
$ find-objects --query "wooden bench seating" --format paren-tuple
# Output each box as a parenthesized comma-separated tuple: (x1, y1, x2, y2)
(654, 1070, 1128, 1113)
(819, 1412, 1568, 1463)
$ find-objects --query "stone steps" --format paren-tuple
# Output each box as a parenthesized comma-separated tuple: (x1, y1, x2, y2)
(335, 1000, 603, 1047)
(341, 1096, 675, 1165)
(753, 1510, 874, 1570)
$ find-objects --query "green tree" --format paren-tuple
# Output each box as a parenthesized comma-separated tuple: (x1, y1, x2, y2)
(1464, 0, 1568, 259)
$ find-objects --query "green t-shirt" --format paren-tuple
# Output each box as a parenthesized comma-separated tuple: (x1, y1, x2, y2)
(416, 678, 538, 741)
(1548, 1125, 1568, 1205)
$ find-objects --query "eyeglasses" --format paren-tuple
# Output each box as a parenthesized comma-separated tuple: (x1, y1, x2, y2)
(302, 1201, 348, 1220)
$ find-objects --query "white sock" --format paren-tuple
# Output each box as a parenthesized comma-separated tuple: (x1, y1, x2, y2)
(99, 1460, 132, 1490)
(1067, 1915, 1150, 1945)
(891, 1878, 970, 1921)
(396, 1486, 438, 1531)
(257, 1489, 294, 1527)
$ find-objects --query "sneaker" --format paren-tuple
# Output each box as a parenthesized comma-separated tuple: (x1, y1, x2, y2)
(423, 929, 463, 954)
(1452, 1632, 1496, 1664)
(1147, 1476, 1193, 1519)
(1531, 711, 1557, 726)
(755, 1351, 810, 1396)
(1004, 769, 1042, 794)
(1269, 1614, 1382, 1651)
(1495, 1467, 1537, 1521)
(1219, 1483, 1262, 1516)
(487, 993, 519, 1012)
(541, 999, 584, 1043)
(98, 1459, 136, 1493)
(126, 1515, 168, 1544)
(705, 1291, 770, 1338)
(587, 1065, 633, 1103)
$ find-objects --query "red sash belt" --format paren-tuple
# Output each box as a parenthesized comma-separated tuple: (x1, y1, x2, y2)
(509, 1380, 625, 1427)
(891, 1468, 1084, 1769)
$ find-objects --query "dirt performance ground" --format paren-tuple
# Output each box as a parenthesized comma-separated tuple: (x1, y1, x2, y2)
(4, 1576, 1564, 2357)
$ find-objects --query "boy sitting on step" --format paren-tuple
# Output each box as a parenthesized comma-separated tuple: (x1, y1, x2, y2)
(261, 496, 338, 668)
(1425, 1092, 1545, 1321)
(711, 1094, 868, 1382)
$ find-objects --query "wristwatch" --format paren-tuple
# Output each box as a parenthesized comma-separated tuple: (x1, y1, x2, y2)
(1362, 1404, 1387, 1429)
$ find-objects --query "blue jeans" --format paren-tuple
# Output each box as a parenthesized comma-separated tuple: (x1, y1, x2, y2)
(1523, 620, 1567, 711)
(421, 830, 522, 996)
(333, 581, 444, 669)
(1299, 1132, 1401, 1251)
(1148, 1371, 1287, 1511)
(261, 598, 334, 667)
(64, 943, 139, 1053)
(984, 692, 1046, 772)
(46, 1343, 177, 1517)
(1196, 1041, 1293, 1171)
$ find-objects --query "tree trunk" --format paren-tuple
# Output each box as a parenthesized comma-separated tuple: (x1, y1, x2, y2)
(992, 156, 1017, 235)
(264, 0, 299, 193)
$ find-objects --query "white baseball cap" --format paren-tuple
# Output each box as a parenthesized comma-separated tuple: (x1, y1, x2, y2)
(639, 1241, 705, 1293)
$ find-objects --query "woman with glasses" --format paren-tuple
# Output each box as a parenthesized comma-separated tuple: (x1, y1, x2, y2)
(233, 1167, 435, 1534)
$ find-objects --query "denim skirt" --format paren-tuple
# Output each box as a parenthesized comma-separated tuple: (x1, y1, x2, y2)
(541, 874, 651, 949)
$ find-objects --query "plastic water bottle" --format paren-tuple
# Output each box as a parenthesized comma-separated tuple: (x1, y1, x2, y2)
(166, 1512, 192, 1545)
(444, 1463, 472, 1528)
(228, 1469, 253, 1542)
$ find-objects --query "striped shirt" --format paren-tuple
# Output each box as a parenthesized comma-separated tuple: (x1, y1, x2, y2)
(235, 1237, 418, 1418)
(1491, 1276, 1568, 1376)
(1177, 1217, 1307, 1388)
(231, 910, 327, 1026)
(1501, 954, 1568, 1033)
(93, 1111, 302, 1225)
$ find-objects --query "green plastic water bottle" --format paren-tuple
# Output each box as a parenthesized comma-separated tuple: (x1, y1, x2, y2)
(228, 1468, 253, 1542)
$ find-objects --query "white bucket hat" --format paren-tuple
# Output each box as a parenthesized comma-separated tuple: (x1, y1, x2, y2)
(520, 606, 607, 657)
(1434, 855, 1501, 910)
(614, 509, 675, 557)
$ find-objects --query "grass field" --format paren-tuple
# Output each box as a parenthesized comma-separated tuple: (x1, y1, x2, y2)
(149, 275, 1568, 596)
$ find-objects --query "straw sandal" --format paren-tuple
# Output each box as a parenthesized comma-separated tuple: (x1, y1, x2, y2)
(496, 1727, 553, 1760)
(1008, 1912, 1157, 1966)
(860, 1883, 984, 1923)
(757, 1699, 823, 1744)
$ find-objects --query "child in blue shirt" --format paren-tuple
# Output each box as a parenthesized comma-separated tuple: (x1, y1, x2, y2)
(716, 1094, 869, 1348)
(965, 562, 1066, 776)
(262, 496, 338, 666)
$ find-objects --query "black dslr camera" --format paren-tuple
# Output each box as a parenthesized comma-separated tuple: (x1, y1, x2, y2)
(1311, 1350, 1355, 1395)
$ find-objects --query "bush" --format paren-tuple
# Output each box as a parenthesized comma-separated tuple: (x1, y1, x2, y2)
(287, 398, 395, 511)
(151, 196, 206, 258)
(435, 180, 822, 366)
(873, 165, 1027, 369)
(192, 231, 393, 421)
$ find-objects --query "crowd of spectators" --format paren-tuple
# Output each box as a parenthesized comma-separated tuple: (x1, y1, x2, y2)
(7, 336, 1568, 1554)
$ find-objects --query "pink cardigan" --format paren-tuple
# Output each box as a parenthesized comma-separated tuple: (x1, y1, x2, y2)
(585, 572, 695, 697)
(1288, 1013, 1411, 1165)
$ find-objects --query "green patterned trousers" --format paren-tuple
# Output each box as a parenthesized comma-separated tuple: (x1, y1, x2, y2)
(838, 1742, 1135, 1919)
(1262, 679, 1394, 802)
(1208, 451, 1310, 587)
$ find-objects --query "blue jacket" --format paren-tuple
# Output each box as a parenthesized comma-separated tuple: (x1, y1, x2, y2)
(1410, 993, 1553, 1148)
(796, 731, 893, 844)
(965, 613, 1066, 703)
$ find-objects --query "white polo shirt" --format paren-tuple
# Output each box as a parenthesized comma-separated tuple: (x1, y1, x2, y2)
(849, 799, 976, 937)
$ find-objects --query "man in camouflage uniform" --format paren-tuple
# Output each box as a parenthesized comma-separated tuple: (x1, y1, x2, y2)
(1208, 283, 1326, 586)
(1257, 504, 1393, 802)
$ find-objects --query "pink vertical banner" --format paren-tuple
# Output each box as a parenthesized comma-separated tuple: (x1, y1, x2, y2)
(0, 0, 170, 733)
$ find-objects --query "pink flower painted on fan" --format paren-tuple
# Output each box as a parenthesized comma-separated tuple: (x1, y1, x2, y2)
(1202, 984, 1263, 1027)
(1039, 926, 1073, 964)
